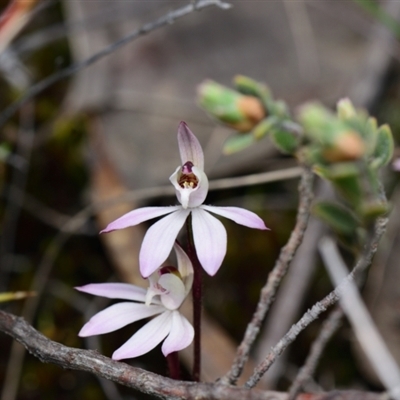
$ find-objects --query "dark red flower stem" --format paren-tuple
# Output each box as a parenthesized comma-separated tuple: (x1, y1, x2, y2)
(166, 352, 180, 380)
(185, 214, 202, 381)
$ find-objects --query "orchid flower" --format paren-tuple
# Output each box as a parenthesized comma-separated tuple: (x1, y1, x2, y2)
(76, 243, 194, 360)
(101, 121, 269, 277)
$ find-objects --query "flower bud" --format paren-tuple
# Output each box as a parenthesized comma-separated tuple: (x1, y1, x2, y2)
(198, 80, 265, 132)
(322, 131, 365, 162)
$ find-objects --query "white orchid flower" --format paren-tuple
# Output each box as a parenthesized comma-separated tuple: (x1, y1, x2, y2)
(76, 243, 194, 360)
(101, 121, 268, 277)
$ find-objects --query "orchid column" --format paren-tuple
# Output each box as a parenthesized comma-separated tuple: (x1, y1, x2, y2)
(101, 121, 268, 379)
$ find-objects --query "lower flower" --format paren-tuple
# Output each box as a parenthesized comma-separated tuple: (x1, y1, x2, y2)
(76, 244, 194, 360)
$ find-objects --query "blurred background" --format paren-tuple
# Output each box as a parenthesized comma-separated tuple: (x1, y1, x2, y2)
(1, 0, 400, 399)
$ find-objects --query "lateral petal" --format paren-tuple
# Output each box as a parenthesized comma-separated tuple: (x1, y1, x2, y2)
(75, 283, 153, 303)
(139, 209, 190, 278)
(100, 206, 179, 233)
(162, 311, 194, 356)
(191, 208, 227, 276)
(78, 302, 164, 337)
(112, 311, 172, 360)
(201, 205, 269, 230)
(177, 121, 204, 170)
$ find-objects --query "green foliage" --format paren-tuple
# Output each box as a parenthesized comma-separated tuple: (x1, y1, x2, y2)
(312, 201, 360, 249)
(312, 201, 358, 235)
(270, 127, 301, 154)
(370, 124, 394, 168)
(199, 75, 393, 236)
(223, 132, 256, 155)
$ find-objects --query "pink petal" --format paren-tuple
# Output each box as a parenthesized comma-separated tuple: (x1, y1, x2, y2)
(78, 302, 164, 337)
(140, 209, 190, 278)
(191, 208, 227, 276)
(201, 205, 269, 230)
(161, 311, 194, 356)
(112, 311, 172, 360)
(75, 283, 152, 303)
(177, 121, 204, 170)
(100, 206, 179, 233)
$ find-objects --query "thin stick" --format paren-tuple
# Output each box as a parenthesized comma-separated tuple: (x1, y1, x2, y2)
(0, 0, 231, 131)
(167, 352, 181, 381)
(186, 215, 202, 381)
(222, 167, 314, 385)
(320, 236, 400, 400)
(244, 217, 387, 389)
(287, 306, 344, 400)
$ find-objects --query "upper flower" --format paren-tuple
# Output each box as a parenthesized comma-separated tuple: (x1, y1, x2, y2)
(76, 243, 194, 360)
(101, 121, 269, 277)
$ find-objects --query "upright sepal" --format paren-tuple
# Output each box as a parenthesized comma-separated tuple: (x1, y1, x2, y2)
(177, 122, 204, 170)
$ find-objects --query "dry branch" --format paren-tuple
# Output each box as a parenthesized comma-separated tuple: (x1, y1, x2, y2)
(0, 310, 387, 400)
(223, 167, 314, 385)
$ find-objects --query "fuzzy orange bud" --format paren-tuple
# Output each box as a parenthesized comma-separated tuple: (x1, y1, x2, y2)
(323, 131, 365, 162)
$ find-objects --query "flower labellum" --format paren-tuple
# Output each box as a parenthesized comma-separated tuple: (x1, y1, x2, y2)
(101, 121, 269, 277)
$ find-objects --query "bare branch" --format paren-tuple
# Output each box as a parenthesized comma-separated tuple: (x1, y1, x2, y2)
(0, 0, 231, 130)
(222, 167, 314, 385)
(0, 310, 389, 400)
(245, 217, 388, 389)
(288, 306, 344, 400)
(320, 237, 400, 400)
(0, 309, 285, 400)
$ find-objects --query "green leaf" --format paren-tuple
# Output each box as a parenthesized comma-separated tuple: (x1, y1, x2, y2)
(270, 128, 300, 154)
(370, 124, 394, 168)
(314, 163, 363, 207)
(312, 201, 359, 235)
(251, 118, 275, 140)
(359, 200, 389, 220)
(223, 133, 256, 155)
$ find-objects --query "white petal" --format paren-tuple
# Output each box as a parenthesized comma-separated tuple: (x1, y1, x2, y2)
(191, 208, 227, 276)
(78, 302, 164, 337)
(201, 205, 269, 230)
(173, 242, 194, 295)
(112, 311, 172, 360)
(162, 311, 194, 356)
(158, 273, 186, 310)
(75, 283, 151, 303)
(177, 121, 204, 170)
(139, 209, 190, 278)
(100, 206, 179, 233)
